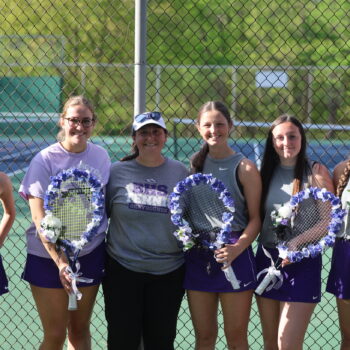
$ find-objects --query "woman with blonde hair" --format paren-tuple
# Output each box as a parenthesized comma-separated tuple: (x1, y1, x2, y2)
(20, 95, 111, 350)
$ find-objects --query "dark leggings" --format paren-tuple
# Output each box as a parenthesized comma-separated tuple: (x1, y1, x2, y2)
(102, 255, 185, 350)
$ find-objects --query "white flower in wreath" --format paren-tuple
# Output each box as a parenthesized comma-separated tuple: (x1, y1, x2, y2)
(271, 204, 293, 227)
(86, 222, 96, 232)
(40, 214, 62, 243)
(177, 226, 192, 236)
(278, 204, 293, 219)
(278, 246, 289, 260)
(72, 238, 89, 250)
(44, 229, 58, 241)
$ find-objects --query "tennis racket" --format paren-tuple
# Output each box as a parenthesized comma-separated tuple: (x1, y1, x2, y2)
(169, 173, 241, 289)
(256, 187, 345, 295)
(40, 164, 104, 310)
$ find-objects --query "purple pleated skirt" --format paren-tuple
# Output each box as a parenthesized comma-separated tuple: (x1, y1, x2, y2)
(326, 238, 350, 299)
(184, 232, 257, 292)
(255, 244, 322, 303)
(22, 241, 105, 288)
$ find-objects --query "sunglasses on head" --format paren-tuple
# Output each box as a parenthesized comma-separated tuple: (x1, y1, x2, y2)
(134, 112, 161, 124)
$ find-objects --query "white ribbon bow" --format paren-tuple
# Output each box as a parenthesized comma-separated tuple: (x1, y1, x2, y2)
(66, 262, 93, 300)
(255, 246, 283, 295)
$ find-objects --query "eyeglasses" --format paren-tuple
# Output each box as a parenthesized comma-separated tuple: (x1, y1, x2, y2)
(64, 118, 95, 128)
(134, 112, 161, 124)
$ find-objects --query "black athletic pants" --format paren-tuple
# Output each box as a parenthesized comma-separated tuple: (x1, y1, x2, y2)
(102, 255, 185, 350)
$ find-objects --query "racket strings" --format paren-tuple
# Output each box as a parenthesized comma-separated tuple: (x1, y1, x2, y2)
(52, 179, 93, 241)
(286, 198, 332, 250)
(181, 183, 227, 243)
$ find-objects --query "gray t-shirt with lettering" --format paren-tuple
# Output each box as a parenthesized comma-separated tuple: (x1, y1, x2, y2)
(106, 158, 188, 274)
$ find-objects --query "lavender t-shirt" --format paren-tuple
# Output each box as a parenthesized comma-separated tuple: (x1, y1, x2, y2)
(19, 142, 111, 258)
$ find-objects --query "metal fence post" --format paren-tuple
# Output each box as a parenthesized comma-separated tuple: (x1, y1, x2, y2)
(134, 0, 148, 116)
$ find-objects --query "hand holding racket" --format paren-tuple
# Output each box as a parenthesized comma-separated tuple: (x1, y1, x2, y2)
(256, 187, 345, 295)
(169, 173, 241, 290)
(40, 164, 104, 310)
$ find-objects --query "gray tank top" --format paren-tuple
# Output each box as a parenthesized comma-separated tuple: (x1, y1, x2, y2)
(259, 163, 311, 248)
(203, 153, 247, 231)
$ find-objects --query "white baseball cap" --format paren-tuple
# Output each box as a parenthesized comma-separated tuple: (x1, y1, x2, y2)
(132, 111, 167, 131)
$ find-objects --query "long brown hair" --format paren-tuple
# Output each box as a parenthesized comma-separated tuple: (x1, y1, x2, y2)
(120, 131, 139, 161)
(260, 114, 310, 216)
(336, 160, 350, 197)
(191, 101, 232, 173)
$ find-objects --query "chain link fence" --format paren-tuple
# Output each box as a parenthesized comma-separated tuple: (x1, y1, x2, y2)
(0, 0, 349, 348)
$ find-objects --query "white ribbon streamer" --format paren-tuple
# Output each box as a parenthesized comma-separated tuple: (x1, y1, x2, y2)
(255, 247, 283, 295)
(66, 262, 93, 300)
(222, 265, 241, 290)
(215, 254, 241, 289)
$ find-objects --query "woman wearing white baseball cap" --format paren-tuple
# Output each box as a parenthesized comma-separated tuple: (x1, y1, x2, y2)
(103, 111, 189, 350)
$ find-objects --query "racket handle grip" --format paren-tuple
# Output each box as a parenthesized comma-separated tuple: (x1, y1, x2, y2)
(223, 265, 240, 289)
(255, 274, 274, 295)
(68, 292, 78, 311)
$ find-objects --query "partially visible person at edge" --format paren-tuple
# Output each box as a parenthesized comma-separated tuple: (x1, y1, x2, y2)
(326, 159, 350, 350)
(255, 114, 334, 350)
(103, 111, 189, 350)
(19, 96, 111, 350)
(0, 172, 16, 297)
(185, 101, 261, 350)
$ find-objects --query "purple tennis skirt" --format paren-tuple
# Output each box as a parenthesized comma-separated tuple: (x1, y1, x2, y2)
(326, 238, 350, 299)
(184, 232, 258, 293)
(255, 244, 322, 303)
(0, 255, 9, 295)
(22, 241, 106, 288)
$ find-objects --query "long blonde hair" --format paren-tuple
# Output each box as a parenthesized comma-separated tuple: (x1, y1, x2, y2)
(57, 95, 96, 142)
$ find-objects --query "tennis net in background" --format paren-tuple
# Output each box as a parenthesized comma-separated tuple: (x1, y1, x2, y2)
(0, 113, 58, 176)
(0, 111, 59, 137)
(0, 74, 62, 139)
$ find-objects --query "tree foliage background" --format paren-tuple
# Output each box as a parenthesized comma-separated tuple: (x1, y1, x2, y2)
(0, 0, 349, 135)
(0, 1, 349, 349)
